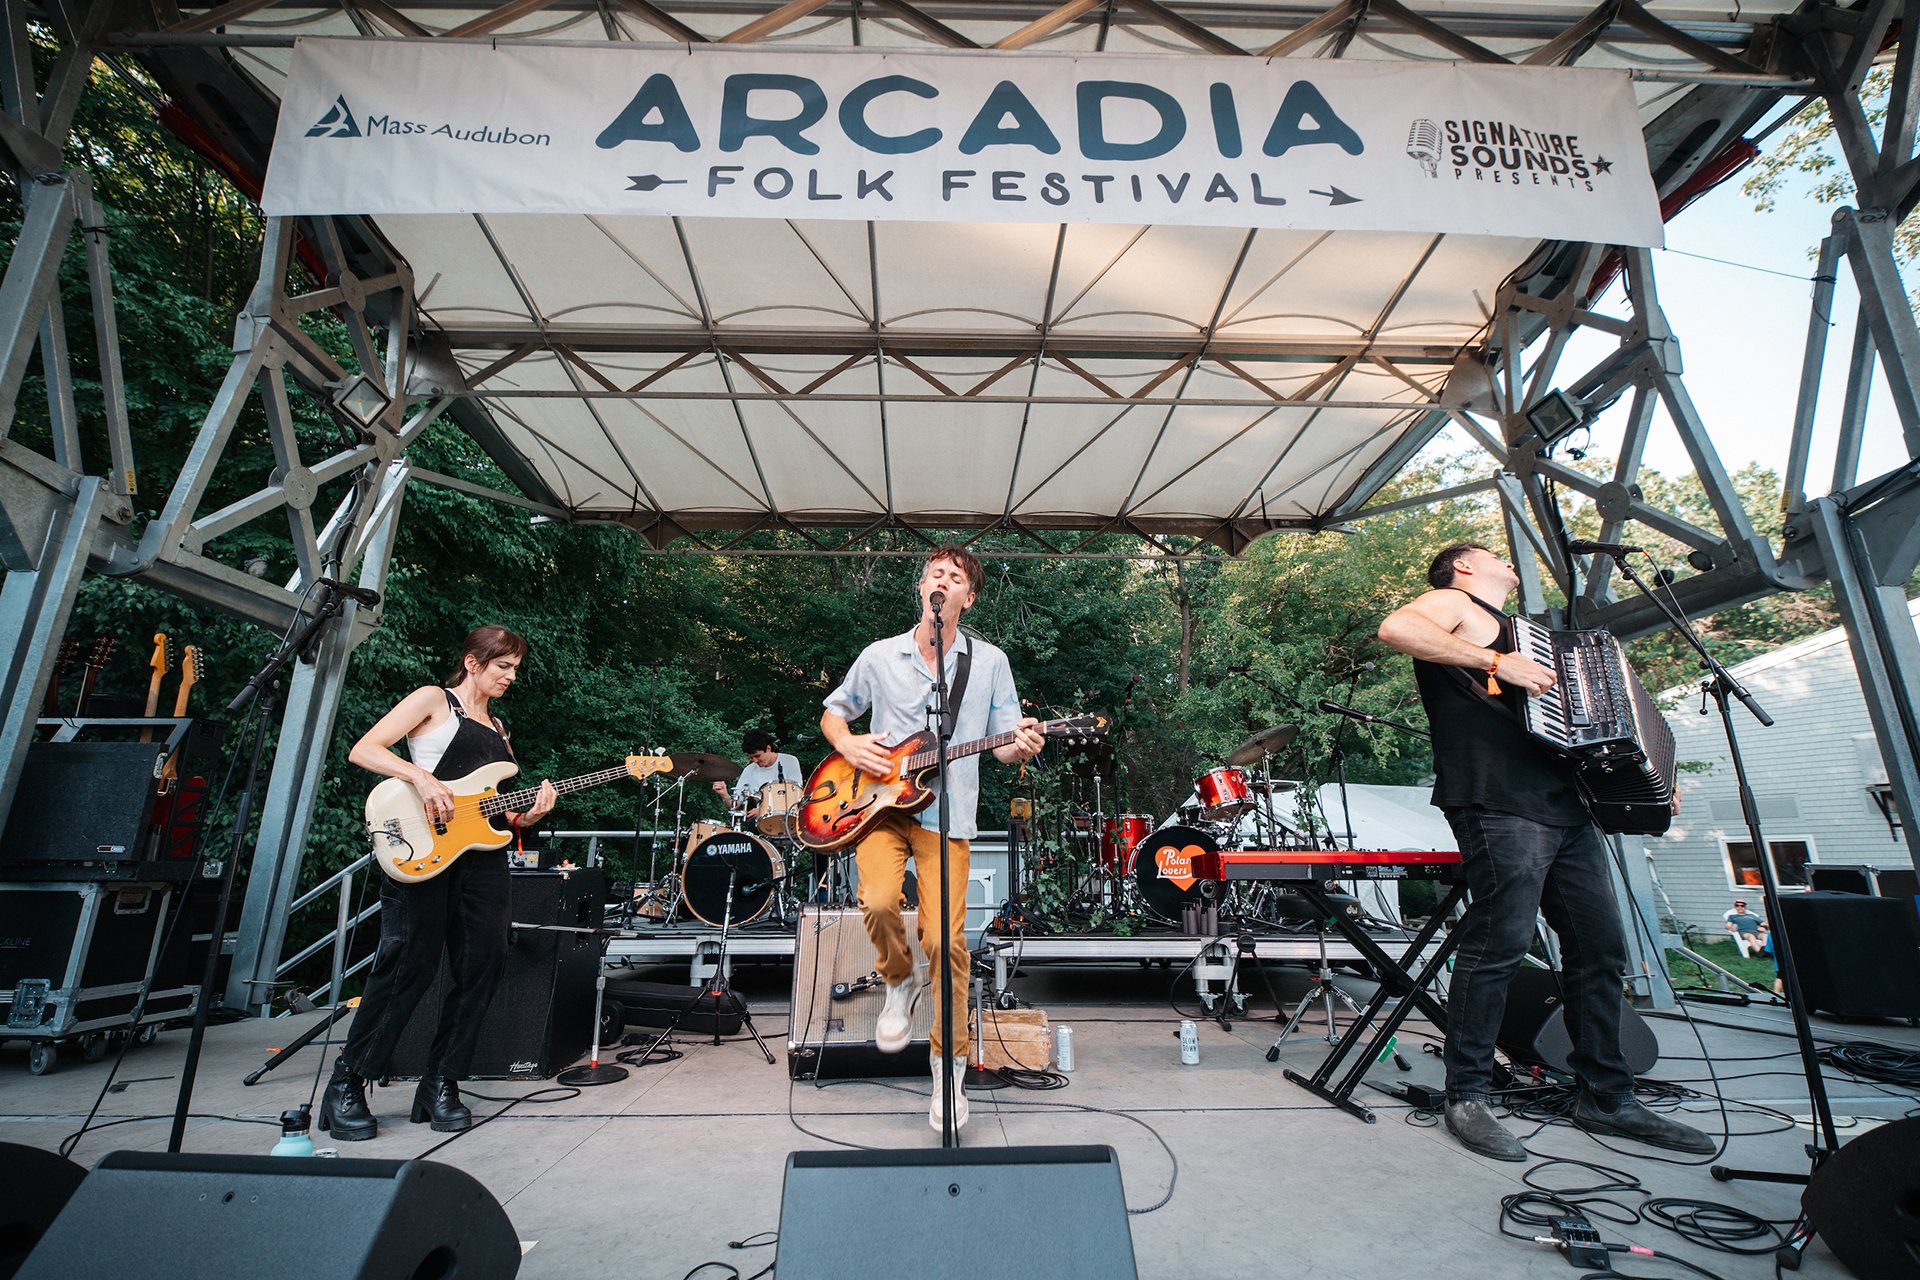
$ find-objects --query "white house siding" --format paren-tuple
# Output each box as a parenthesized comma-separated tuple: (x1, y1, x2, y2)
(1648, 596, 1920, 934)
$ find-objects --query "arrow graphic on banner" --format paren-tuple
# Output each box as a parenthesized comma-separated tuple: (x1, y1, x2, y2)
(1309, 187, 1362, 206)
(626, 175, 688, 192)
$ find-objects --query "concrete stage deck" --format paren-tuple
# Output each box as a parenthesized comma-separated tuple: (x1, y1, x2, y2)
(2, 963, 1912, 1279)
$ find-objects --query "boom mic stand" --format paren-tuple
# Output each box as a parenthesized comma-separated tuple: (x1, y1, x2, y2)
(1602, 548, 1836, 1263)
(928, 592, 960, 1148)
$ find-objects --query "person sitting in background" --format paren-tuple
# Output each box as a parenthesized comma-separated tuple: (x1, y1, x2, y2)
(1723, 899, 1764, 956)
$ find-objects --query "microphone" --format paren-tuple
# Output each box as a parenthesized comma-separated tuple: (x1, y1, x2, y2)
(929, 589, 946, 615)
(1350, 661, 1376, 674)
(1565, 539, 1642, 558)
(318, 576, 381, 607)
(1318, 699, 1384, 725)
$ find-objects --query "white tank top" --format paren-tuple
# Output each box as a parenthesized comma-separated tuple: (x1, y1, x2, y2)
(405, 690, 462, 775)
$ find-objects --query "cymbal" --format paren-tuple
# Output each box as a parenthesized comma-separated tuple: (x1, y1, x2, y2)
(1225, 724, 1299, 767)
(667, 751, 742, 783)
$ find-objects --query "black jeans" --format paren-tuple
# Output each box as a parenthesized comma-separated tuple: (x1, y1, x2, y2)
(1441, 808, 1635, 1102)
(341, 852, 510, 1080)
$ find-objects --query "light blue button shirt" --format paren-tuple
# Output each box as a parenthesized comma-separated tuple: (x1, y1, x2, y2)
(822, 627, 1023, 839)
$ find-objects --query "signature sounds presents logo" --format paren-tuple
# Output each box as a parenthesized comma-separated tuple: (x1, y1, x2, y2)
(304, 93, 553, 147)
(1406, 115, 1611, 192)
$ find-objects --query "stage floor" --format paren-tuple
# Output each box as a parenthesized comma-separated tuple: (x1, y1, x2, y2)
(2, 963, 1912, 1279)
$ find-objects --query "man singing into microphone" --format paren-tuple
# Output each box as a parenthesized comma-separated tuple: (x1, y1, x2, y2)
(820, 545, 1045, 1132)
(1377, 543, 1710, 1161)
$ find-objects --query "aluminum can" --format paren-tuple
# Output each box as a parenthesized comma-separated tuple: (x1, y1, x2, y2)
(1054, 1025, 1075, 1072)
(1178, 1019, 1200, 1065)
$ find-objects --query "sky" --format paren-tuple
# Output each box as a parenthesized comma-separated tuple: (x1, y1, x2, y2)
(1429, 142, 1912, 496)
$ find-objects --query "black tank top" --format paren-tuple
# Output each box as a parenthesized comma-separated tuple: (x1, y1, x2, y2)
(432, 689, 516, 782)
(1412, 592, 1589, 825)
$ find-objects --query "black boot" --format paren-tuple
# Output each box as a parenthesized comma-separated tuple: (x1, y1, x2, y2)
(410, 1075, 472, 1133)
(319, 1058, 377, 1142)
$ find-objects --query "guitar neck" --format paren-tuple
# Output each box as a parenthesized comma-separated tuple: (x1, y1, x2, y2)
(903, 723, 1046, 773)
(479, 763, 635, 817)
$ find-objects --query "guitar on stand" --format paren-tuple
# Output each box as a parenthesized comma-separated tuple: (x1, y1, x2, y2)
(72, 635, 117, 716)
(141, 632, 176, 742)
(41, 636, 80, 716)
(793, 714, 1110, 852)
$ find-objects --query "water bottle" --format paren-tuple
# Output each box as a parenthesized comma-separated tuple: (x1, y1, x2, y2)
(1178, 1020, 1200, 1065)
(1055, 1025, 1075, 1072)
(270, 1106, 314, 1157)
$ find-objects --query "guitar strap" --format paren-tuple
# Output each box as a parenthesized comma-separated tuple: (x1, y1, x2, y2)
(941, 637, 973, 739)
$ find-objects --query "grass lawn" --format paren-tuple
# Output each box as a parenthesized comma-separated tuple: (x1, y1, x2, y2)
(1667, 938, 1778, 989)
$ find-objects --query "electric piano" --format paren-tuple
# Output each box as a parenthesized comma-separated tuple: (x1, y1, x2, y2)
(1191, 848, 1463, 883)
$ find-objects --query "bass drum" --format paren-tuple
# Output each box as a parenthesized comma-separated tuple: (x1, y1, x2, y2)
(1129, 825, 1216, 921)
(682, 829, 786, 927)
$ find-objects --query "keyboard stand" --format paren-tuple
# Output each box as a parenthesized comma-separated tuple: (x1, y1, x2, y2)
(1280, 879, 1465, 1122)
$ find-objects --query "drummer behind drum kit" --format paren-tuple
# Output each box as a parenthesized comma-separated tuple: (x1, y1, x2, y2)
(627, 753, 827, 930)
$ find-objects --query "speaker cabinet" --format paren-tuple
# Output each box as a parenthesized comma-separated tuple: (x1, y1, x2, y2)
(0, 1144, 86, 1280)
(1496, 968, 1659, 1076)
(1803, 1116, 1920, 1279)
(604, 977, 745, 1035)
(778, 1146, 1137, 1278)
(1777, 891, 1920, 1020)
(788, 906, 932, 1079)
(387, 869, 604, 1080)
(16, 1152, 520, 1280)
(0, 882, 197, 1038)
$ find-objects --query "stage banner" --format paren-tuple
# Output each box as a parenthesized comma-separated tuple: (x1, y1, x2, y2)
(263, 39, 1663, 245)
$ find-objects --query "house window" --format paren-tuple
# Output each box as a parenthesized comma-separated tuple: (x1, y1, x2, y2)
(1723, 838, 1814, 889)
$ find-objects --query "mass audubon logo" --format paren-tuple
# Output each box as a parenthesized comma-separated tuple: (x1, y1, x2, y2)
(303, 94, 553, 147)
(1406, 115, 1612, 191)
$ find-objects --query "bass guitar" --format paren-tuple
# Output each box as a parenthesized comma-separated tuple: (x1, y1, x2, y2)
(367, 754, 673, 884)
(794, 714, 1109, 852)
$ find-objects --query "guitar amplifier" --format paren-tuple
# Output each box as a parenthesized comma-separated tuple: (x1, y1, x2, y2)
(386, 869, 604, 1079)
(788, 907, 932, 1079)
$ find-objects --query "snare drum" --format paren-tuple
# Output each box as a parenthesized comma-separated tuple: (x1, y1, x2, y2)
(1193, 766, 1254, 821)
(1100, 814, 1154, 873)
(681, 829, 786, 927)
(754, 780, 804, 837)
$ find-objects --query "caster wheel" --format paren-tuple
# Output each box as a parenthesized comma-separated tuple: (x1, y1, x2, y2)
(81, 1034, 107, 1064)
(28, 1043, 56, 1075)
(135, 1025, 159, 1047)
(996, 992, 1017, 1011)
(1265, 1046, 1280, 1063)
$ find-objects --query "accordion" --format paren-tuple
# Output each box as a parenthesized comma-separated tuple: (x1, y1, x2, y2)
(1510, 618, 1677, 836)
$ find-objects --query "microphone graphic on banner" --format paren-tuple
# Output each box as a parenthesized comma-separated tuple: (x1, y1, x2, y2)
(1406, 119, 1441, 178)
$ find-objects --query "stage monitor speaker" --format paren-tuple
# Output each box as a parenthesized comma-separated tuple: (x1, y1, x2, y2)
(1496, 969, 1659, 1076)
(1803, 1115, 1920, 1280)
(1808, 864, 1879, 896)
(788, 906, 932, 1079)
(778, 1146, 1137, 1279)
(388, 868, 604, 1080)
(0, 1144, 86, 1280)
(16, 1151, 520, 1280)
(1776, 891, 1920, 1020)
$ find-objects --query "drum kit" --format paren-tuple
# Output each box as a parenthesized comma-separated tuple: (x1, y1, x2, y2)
(626, 752, 828, 929)
(1048, 722, 1361, 932)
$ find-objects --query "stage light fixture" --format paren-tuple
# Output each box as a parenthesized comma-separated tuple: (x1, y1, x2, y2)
(1524, 388, 1585, 445)
(331, 373, 392, 432)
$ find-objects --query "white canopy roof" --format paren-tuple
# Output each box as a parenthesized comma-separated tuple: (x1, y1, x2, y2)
(134, 0, 1801, 548)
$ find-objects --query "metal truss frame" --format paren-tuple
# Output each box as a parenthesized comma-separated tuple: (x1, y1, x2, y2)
(4, 0, 1917, 1012)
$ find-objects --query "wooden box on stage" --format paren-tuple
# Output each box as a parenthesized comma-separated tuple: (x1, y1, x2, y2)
(973, 1007, 1052, 1072)
(788, 907, 933, 1079)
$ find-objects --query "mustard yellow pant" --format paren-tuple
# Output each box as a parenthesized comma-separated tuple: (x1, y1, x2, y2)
(854, 810, 971, 1057)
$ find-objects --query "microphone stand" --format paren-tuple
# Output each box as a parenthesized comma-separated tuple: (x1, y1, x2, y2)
(1315, 699, 1430, 849)
(928, 596, 959, 1148)
(1324, 666, 1367, 852)
(168, 583, 354, 1152)
(1603, 550, 1834, 1259)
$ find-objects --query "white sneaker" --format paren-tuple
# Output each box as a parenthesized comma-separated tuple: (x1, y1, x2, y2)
(875, 976, 916, 1053)
(929, 1054, 970, 1132)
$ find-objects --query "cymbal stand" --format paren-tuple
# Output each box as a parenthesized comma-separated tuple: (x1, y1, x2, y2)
(631, 855, 775, 1064)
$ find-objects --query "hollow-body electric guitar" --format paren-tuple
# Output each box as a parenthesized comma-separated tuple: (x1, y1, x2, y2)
(367, 755, 672, 883)
(794, 714, 1108, 851)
